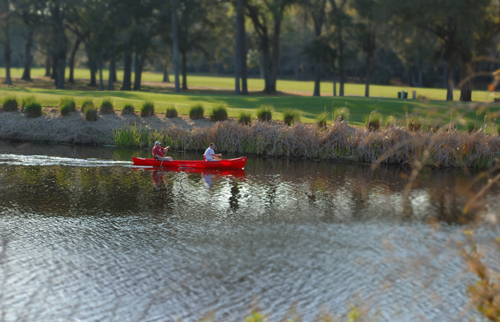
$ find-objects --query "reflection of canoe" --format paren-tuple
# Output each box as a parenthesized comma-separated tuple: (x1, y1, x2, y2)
(133, 167, 246, 180)
(132, 157, 247, 169)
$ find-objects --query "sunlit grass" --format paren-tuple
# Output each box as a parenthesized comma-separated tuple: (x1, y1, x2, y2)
(1, 67, 494, 101)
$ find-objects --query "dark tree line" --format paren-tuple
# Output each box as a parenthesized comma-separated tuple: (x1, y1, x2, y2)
(0, 0, 499, 100)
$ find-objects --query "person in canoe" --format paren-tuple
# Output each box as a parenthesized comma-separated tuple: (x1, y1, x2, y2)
(152, 141, 173, 161)
(204, 142, 222, 161)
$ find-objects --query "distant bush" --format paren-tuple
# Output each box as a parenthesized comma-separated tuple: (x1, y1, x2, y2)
(121, 104, 135, 115)
(84, 106, 98, 121)
(238, 112, 252, 125)
(140, 101, 155, 117)
(364, 111, 383, 131)
(81, 98, 94, 113)
(166, 105, 178, 118)
(21, 96, 37, 112)
(24, 100, 42, 118)
(256, 105, 272, 122)
(1, 96, 18, 112)
(283, 109, 301, 126)
(100, 97, 114, 114)
(316, 112, 329, 129)
(59, 97, 76, 116)
(333, 107, 349, 122)
(189, 104, 205, 120)
(209, 104, 228, 122)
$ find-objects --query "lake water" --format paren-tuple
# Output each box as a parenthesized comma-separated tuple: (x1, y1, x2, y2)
(0, 140, 497, 321)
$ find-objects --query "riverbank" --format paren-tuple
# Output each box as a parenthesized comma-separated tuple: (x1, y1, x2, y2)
(1, 107, 500, 168)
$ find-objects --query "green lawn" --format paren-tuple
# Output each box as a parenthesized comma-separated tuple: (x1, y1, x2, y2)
(3, 67, 495, 101)
(1, 67, 499, 128)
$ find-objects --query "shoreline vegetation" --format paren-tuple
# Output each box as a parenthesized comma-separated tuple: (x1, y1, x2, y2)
(1, 103, 500, 168)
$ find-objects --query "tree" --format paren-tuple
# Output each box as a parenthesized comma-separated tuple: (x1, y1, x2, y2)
(172, 0, 180, 92)
(352, 0, 379, 97)
(177, 0, 220, 90)
(234, 0, 248, 94)
(0, 0, 13, 85)
(389, 0, 492, 101)
(245, 0, 295, 93)
(328, 0, 348, 96)
(15, 0, 44, 81)
(300, 0, 326, 96)
(47, 0, 68, 89)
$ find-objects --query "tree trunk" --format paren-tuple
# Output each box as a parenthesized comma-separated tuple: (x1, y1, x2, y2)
(68, 38, 81, 84)
(4, 28, 11, 85)
(459, 62, 472, 102)
(121, 47, 132, 90)
(51, 54, 58, 83)
(89, 60, 97, 87)
(2, 0, 11, 85)
(446, 59, 454, 101)
(172, 0, 181, 93)
(56, 51, 66, 89)
(112, 60, 117, 82)
(240, 9, 248, 95)
(234, 0, 242, 94)
(313, 64, 321, 96)
(162, 62, 170, 82)
(45, 54, 51, 76)
(133, 53, 145, 90)
(364, 54, 372, 97)
(108, 56, 114, 91)
(98, 57, 103, 91)
(329, 0, 345, 96)
(312, 4, 324, 97)
(181, 51, 188, 90)
(333, 74, 337, 96)
(21, 28, 34, 81)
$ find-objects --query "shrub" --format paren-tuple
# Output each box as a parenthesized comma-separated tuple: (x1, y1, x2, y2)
(24, 100, 42, 118)
(238, 112, 252, 125)
(21, 96, 37, 112)
(364, 111, 383, 131)
(1, 96, 18, 112)
(256, 105, 272, 122)
(59, 97, 76, 116)
(209, 104, 228, 122)
(84, 106, 98, 121)
(283, 109, 301, 126)
(189, 104, 205, 119)
(316, 112, 329, 129)
(407, 116, 422, 131)
(140, 101, 155, 117)
(384, 115, 397, 128)
(166, 105, 178, 118)
(121, 104, 135, 115)
(100, 97, 114, 114)
(333, 107, 349, 122)
(81, 98, 94, 113)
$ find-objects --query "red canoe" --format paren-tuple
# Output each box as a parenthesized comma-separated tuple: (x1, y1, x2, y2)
(132, 156, 247, 169)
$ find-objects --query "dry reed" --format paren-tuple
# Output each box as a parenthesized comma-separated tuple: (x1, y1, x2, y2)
(113, 120, 500, 168)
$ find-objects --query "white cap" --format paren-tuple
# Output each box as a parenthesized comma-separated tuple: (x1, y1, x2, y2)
(155, 141, 161, 145)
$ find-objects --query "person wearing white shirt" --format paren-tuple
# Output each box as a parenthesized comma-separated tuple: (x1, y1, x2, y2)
(204, 143, 222, 161)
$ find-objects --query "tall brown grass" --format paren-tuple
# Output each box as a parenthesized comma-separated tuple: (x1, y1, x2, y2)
(114, 119, 500, 168)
